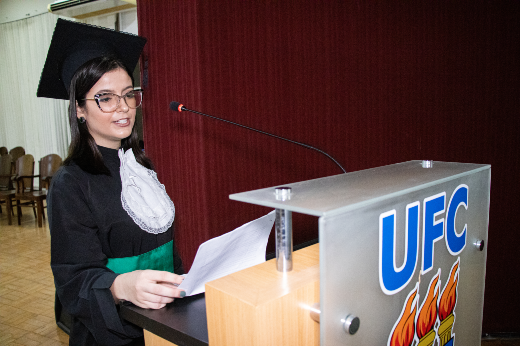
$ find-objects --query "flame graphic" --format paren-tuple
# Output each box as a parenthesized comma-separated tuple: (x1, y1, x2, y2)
(416, 270, 440, 339)
(389, 284, 418, 346)
(439, 259, 460, 321)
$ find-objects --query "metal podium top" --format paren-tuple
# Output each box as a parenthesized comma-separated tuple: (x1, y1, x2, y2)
(229, 160, 490, 217)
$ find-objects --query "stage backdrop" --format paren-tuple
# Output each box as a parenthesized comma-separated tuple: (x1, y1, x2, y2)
(137, 1, 519, 333)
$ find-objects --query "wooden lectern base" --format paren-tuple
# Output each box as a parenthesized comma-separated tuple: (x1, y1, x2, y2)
(205, 244, 320, 346)
(143, 330, 179, 346)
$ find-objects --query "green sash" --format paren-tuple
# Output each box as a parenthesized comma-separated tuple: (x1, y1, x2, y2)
(106, 240, 174, 274)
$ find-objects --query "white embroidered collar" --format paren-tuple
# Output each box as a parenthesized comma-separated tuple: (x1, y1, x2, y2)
(119, 149, 175, 234)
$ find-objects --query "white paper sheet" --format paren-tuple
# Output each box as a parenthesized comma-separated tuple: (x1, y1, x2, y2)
(178, 210, 275, 296)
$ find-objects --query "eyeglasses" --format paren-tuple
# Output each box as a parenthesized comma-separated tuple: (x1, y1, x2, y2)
(83, 90, 143, 113)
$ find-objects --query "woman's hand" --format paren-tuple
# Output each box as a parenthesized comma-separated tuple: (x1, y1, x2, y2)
(110, 270, 185, 309)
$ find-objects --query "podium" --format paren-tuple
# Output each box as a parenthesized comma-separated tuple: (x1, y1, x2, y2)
(123, 160, 490, 345)
(206, 160, 490, 346)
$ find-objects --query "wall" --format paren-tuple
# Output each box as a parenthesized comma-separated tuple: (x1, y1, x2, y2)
(0, 0, 50, 24)
(137, 1, 520, 333)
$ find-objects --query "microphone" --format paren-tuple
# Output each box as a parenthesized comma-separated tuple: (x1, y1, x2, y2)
(169, 101, 347, 174)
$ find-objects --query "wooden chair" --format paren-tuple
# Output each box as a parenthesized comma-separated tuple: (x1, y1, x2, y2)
(14, 154, 62, 227)
(0, 146, 8, 155)
(0, 190, 15, 224)
(9, 146, 25, 175)
(39, 154, 63, 190)
(0, 154, 14, 190)
(0, 154, 16, 223)
(11, 154, 40, 226)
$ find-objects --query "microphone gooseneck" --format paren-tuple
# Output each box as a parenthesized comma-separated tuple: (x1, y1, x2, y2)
(169, 101, 347, 174)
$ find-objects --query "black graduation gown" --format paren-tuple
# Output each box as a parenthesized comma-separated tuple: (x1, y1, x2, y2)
(48, 146, 183, 346)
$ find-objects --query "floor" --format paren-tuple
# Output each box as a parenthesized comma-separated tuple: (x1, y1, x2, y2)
(0, 205, 519, 346)
(0, 206, 69, 345)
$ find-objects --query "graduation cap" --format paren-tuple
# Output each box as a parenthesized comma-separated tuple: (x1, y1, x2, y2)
(37, 18, 147, 100)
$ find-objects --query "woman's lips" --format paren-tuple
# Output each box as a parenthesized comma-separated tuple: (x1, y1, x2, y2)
(114, 118, 130, 126)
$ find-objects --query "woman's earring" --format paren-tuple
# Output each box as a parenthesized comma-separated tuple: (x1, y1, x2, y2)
(78, 117, 86, 124)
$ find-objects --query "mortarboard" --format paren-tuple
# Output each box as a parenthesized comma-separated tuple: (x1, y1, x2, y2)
(37, 18, 147, 100)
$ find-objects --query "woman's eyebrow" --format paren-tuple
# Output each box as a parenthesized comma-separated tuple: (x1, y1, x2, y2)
(94, 86, 134, 95)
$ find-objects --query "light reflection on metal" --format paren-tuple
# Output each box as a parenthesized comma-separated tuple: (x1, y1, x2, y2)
(422, 160, 433, 168)
(309, 302, 320, 323)
(275, 187, 293, 272)
(474, 239, 485, 251)
(275, 186, 292, 201)
(275, 208, 293, 272)
(342, 314, 360, 335)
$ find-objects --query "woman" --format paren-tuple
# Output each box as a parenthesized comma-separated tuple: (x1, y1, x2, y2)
(38, 20, 185, 345)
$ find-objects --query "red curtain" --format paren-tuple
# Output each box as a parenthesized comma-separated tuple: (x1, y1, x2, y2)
(137, 1, 520, 333)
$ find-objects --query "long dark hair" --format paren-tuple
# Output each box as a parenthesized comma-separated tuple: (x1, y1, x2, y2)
(63, 56, 153, 174)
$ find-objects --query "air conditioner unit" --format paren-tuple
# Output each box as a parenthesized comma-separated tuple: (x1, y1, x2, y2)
(48, 0, 136, 20)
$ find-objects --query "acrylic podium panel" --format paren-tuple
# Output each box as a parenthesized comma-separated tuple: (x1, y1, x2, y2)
(230, 160, 490, 346)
